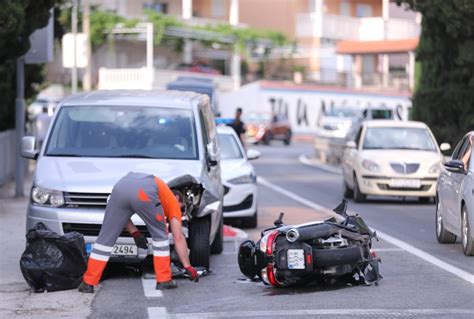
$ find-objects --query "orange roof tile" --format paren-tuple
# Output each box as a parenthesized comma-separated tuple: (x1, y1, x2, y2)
(336, 38, 419, 54)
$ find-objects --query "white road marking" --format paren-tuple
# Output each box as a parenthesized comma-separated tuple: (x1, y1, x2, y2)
(142, 277, 163, 298)
(168, 308, 474, 318)
(372, 248, 404, 252)
(258, 177, 474, 285)
(298, 154, 342, 175)
(148, 307, 169, 319)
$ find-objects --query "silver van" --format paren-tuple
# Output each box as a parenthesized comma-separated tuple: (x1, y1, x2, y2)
(21, 90, 224, 268)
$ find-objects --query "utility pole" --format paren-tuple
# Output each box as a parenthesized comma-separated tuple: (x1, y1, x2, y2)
(82, 0, 92, 91)
(15, 57, 26, 197)
(71, 0, 78, 94)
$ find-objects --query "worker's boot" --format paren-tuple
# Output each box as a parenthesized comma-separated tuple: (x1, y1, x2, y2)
(156, 280, 178, 290)
(78, 282, 94, 293)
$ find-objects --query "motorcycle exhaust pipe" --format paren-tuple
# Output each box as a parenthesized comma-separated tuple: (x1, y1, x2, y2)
(286, 228, 300, 242)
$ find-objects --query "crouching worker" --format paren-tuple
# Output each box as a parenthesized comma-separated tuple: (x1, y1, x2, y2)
(78, 172, 199, 293)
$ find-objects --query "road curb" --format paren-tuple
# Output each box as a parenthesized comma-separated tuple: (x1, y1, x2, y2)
(298, 154, 342, 175)
(223, 225, 248, 242)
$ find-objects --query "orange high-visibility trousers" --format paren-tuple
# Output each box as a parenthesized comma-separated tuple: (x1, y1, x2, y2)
(82, 172, 172, 286)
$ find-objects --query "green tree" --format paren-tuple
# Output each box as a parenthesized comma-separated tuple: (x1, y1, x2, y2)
(396, 0, 474, 145)
(0, 0, 59, 132)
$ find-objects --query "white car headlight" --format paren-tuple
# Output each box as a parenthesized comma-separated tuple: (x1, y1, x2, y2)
(228, 173, 256, 185)
(429, 162, 441, 174)
(362, 159, 380, 172)
(31, 186, 65, 207)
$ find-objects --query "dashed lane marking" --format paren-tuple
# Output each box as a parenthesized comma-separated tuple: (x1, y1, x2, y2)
(258, 177, 474, 285)
(148, 307, 169, 319)
(167, 308, 474, 318)
(142, 277, 163, 298)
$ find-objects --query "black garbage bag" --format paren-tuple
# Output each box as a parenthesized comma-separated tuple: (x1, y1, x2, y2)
(19, 222, 87, 293)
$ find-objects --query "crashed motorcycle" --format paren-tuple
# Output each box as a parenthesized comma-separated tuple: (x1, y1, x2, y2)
(238, 200, 381, 287)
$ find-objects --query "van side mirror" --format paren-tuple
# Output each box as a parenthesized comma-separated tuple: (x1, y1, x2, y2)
(444, 159, 465, 174)
(207, 143, 218, 166)
(440, 143, 451, 152)
(21, 136, 38, 160)
(346, 141, 356, 149)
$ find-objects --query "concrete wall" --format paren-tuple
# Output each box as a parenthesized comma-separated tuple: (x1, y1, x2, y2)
(0, 130, 16, 186)
(219, 81, 412, 134)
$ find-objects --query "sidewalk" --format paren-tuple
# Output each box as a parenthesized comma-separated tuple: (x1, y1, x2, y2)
(0, 172, 93, 319)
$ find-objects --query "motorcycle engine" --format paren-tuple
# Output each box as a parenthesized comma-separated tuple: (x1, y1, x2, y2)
(317, 234, 348, 249)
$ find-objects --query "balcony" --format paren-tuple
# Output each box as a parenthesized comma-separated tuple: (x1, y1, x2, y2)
(296, 13, 420, 41)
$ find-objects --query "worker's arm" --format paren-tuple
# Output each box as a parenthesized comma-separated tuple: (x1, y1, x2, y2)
(156, 177, 199, 282)
(170, 218, 191, 268)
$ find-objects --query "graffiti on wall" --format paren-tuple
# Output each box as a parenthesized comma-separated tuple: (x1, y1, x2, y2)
(264, 92, 411, 133)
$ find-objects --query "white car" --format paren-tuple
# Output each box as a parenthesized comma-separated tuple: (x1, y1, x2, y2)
(217, 126, 259, 228)
(341, 120, 450, 202)
(436, 132, 474, 256)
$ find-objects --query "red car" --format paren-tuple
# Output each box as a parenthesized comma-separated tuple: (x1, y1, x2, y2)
(244, 112, 292, 145)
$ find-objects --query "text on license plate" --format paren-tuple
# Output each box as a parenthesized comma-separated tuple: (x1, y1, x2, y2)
(390, 179, 421, 188)
(112, 245, 138, 256)
(287, 249, 305, 269)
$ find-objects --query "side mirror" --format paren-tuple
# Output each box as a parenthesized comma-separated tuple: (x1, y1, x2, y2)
(21, 136, 38, 160)
(246, 149, 260, 160)
(440, 143, 451, 152)
(346, 141, 357, 149)
(444, 159, 466, 174)
(206, 143, 218, 166)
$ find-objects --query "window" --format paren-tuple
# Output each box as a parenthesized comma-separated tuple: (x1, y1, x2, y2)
(356, 4, 373, 17)
(362, 127, 437, 151)
(46, 105, 198, 159)
(217, 133, 243, 159)
(212, 0, 226, 17)
(340, 0, 351, 16)
(452, 137, 467, 160)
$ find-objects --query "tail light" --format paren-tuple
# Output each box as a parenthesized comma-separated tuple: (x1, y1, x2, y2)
(370, 249, 377, 258)
(260, 230, 280, 287)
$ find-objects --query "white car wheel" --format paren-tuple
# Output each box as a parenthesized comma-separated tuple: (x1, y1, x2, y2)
(461, 206, 474, 256)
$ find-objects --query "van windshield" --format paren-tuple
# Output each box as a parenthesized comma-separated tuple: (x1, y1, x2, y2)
(46, 105, 198, 159)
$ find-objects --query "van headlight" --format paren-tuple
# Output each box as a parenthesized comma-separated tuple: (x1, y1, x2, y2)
(228, 173, 256, 185)
(31, 186, 65, 207)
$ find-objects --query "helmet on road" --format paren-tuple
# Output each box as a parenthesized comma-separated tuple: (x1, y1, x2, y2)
(238, 240, 258, 279)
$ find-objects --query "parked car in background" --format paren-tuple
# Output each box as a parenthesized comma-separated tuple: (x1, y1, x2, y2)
(436, 132, 474, 256)
(217, 125, 259, 228)
(244, 112, 292, 145)
(317, 106, 359, 139)
(20, 90, 224, 269)
(342, 120, 450, 203)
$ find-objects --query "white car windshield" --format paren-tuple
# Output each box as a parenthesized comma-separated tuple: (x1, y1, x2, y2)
(218, 133, 243, 159)
(363, 127, 437, 151)
(326, 108, 357, 118)
(45, 105, 198, 159)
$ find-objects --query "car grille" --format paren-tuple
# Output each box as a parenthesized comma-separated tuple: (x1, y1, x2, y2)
(64, 192, 110, 208)
(377, 184, 432, 192)
(390, 163, 420, 174)
(63, 223, 151, 237)
(223, 195, 253, 212)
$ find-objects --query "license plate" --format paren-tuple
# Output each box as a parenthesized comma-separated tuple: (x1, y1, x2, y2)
(112, 244, 138, 256)
(287, 249, 305, 270)
(390, 179, 421, 188)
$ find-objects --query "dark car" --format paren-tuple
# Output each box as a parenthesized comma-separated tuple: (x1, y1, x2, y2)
(245, 112, 292, 145)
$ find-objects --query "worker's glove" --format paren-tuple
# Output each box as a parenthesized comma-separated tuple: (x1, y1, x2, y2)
(131, 231, 148, 250)
(184, 266, 199, 282)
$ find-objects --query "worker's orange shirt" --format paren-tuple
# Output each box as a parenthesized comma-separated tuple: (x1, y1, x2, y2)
(154, 177, 182, 223)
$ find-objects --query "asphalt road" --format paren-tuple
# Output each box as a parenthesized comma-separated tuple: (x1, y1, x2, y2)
(90, 142, 474, 319)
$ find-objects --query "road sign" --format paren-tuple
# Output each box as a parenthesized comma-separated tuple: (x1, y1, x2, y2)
(62, 33, 88, 68)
